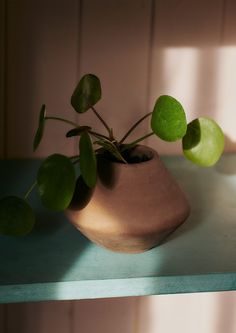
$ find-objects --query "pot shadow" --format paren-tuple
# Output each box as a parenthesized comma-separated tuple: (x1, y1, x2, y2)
(215, 136, 236, 175)
(149, 155, 236, 277)
(162, 153, 236, 243)
(0, 160, 89, 291)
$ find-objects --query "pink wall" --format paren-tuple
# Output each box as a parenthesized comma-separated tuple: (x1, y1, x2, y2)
(1, 293, 236, 332)
(0, 0, 236, 332)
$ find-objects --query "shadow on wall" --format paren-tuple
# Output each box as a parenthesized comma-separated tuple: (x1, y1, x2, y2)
(6, 1, 37, 157)
(6, 0, 77, 158)
(4, 297, 138, 333)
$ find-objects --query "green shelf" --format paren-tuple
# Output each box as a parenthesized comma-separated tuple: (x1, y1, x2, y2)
(0, 155, 235, 303)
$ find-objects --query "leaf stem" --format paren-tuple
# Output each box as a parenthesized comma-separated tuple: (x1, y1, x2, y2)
(45, 116, 78, 127)
(24, 181, 37, 200)
(91, 106, 113, 138)
(70, 155, 80, 164)
(69, 155, 80, 160)
(72, 157, 80, 164)
(121, 132, 154, 151)
(119, 112, 152, 144)
(89, 130, 110, 140)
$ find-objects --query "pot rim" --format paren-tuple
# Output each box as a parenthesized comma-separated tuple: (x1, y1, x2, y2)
(97, 145, 159, 168)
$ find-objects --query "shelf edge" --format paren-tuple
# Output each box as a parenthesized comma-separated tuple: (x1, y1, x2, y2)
(1, 273, 236, 304)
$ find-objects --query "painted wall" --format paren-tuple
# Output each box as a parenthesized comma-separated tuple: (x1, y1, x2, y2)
(0, 0, 236, 332)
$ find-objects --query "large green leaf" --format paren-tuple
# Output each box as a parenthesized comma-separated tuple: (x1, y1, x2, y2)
(71, 74, 101, 113)
(79, 132, 97, 188)
(33, 104, 46, 151)
(0, 196, 35, 236)
(37, 154, 76, 210)
(182, 117, 225, 167)
(151, 95, 187, 141)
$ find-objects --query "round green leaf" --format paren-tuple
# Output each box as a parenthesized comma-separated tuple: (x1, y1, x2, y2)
(182, 117, 225, 167)
(33, 104, 46, 151)
(37, 154, 76, 210)
(0, 196, 35, 236)
(79, 132, 97, 188)
(151, 95, 187, 141)
(71, 74, 101, 113)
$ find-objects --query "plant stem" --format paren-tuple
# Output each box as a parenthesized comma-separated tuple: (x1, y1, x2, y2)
(46, 117, 110, 140)
(119, 112, 152, 144)
(70, 154, 85, 165)
(89, 130, 110, 140)
(72, 157, 80, 164)
(69, 155, 80, 160)
(24, 181, 37, 200)
(45, 116, 78, 127)
(91, 106, 113, 138)
(121, 132, 154, 151)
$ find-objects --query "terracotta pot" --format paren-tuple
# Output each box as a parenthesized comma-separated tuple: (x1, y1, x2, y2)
(66, 145, 190, 253)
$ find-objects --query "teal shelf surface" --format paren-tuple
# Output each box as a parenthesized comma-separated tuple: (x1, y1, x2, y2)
(0, 155, 236, 303)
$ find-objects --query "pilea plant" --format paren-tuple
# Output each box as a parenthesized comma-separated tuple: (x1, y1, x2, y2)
(0, 74, 225, 236)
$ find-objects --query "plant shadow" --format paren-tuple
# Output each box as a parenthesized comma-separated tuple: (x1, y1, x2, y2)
(0, 160, 89, 292)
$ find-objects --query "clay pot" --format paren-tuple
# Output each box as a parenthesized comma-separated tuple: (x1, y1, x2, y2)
(66, 145, 190, 253)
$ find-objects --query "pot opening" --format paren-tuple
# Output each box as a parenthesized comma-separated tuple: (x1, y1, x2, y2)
(97, 145, 155, 164)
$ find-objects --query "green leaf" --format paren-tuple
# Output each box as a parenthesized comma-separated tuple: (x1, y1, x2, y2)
(79, 132, 97, 188)
(71, 74, 101, 113)
(66, 126, 92, 138)
(182, 117, 225, 167)
(151, 95, 187, 141)
(33, 104, 46, 151)
(0, 196, 35, 236)
(37, 154, 76, 210)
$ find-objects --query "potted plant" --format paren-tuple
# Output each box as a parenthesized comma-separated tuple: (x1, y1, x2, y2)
(0, 74, 225, 253)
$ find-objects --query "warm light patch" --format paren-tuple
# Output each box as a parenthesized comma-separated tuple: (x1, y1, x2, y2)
(149, 46, 236, 153)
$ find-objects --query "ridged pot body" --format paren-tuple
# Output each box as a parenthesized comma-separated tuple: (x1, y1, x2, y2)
(66, 146, 190, 253)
